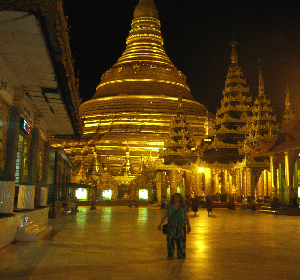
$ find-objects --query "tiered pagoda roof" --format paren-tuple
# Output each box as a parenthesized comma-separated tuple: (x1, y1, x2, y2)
(282, 86, 295, 125)
(160, 95, 197, 166)
(203, 41, 252, 164)
(247, 68, 279, 143)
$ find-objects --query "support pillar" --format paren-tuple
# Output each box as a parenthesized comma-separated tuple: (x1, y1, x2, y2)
(204, 168, 212, 197)
(156, 171, 161, 203)
(236, 168, 241, 196)
(27, 113, 43, 185)
(285, 150, 298, 205)
(17, 185, 35, 209)
(270, 155, 277, 200)
(18, 113, 42, 210)
(212, 170, 218, 196)
(278, 163, 284, 205)
(170, 169, 178, 196)
(263, 170, 268, 197)
(294, 160, 299, 207)
(0, 181, 15, 214)
(185, 170, 192, 197)
(228, 172, 233, 196)
(38, 131, 52, 207)
(161, 171, 166, 197)
(220, 170, 226, 194)
(246, 168, 255, 204)
(0, 87, 25, 214)
(194, 170, 201, 197)
(257, 171, 264, 198)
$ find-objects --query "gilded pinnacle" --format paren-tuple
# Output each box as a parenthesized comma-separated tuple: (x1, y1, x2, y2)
(230, 41, 238, 64)
(133, 0, 159, 19)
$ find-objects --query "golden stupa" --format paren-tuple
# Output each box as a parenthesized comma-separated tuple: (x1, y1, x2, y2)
(63, 0, 207, 177)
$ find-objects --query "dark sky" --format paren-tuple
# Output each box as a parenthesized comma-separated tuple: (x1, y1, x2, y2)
(63, 0, 300, 120)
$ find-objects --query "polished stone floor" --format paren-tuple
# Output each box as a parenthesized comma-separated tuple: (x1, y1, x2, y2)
(1, 206, 300, 280)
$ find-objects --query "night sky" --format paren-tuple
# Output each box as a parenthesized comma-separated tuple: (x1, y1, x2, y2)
(63, 0, 300, 120)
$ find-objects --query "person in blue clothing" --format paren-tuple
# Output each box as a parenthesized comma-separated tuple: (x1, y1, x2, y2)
(157, 193, 191, 258)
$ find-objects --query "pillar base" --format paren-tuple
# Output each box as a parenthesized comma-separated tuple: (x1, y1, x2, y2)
(0, 181, 15, 214)
(38, 187, 48, 207)
(17, 185, 35, 210)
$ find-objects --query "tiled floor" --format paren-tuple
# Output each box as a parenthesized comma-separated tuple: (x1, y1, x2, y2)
(1, 206, 300, 280)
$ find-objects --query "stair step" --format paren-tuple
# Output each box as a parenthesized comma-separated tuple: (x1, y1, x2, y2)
(14, 224, 52, 242)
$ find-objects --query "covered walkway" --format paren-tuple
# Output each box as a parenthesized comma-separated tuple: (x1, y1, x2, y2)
(1, 206, 300, 280)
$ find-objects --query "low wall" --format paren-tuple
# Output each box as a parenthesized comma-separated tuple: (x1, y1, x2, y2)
(14, 207, 49, 227)
(0, 215, 21, 250)
(0, 207, 49, 250)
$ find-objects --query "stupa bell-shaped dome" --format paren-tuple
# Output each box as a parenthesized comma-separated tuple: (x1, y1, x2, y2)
(93, 0, 193, 100)
(79, 0, 207, 176)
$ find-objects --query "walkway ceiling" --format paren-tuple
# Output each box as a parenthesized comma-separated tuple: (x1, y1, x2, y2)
(0, 10, 79, 136)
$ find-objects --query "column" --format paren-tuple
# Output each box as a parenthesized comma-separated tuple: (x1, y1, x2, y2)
(220, 170, 226, 194)
(161, 171, 167, 197)
(278, 163, 284, 205)
(170, 169, 178, 196)
(236, 168, 241, 198)
(17, 113, 43, 210)
(194, 170, 201, 197)
(212, 170, 218, 196)
(156, 171, 161, 204)
(257, 171, 264, 198)
(270, 155, 277, 200)
(246, 167, 255, 204)
(228, 172, 233, 196)
(294, 160, 298, 207)
(204, 168, 212, 197)
(0, 87, 25, 214)
(263, 170, 268, 197)
(242, 168, 246, 197)
(27, 112, 43, 185)
(185, 170, 192, 197)
(39, 131, 52, 207)
(284, 151, 295, 205)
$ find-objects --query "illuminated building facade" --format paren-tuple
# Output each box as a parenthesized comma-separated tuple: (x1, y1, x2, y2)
(200, 41, 299, 206)
(0, 0, 82, 248)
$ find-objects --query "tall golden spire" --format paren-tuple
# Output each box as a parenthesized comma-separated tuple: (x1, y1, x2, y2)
(283, 85, 294, 124)
(285, 85, 291, 108)
(93, 0, 193, 100)
(258, 64, 265, 96)
(230, 41, 238, 64)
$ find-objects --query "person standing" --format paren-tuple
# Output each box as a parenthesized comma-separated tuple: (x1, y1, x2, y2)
(160, 195, 166, 210)
(157, 193, 191, 258)
(191, 197, 200, 216)
(206, 196, 213, 216)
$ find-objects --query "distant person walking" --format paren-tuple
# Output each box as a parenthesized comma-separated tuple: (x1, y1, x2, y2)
(157, 193, 191, 259)
(160, 196, 166, 210)
(191, 197, 200, 216)
(206, 197, 213, 216)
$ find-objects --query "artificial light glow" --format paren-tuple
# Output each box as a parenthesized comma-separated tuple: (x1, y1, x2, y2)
(96, 79, 189, 91)
(139, 189, 148, 200)
(198, 168, 205, 173)
(75, 188, 87, 200)
(103, 189, 112, 200)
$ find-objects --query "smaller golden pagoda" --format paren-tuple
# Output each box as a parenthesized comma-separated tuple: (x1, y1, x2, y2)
(203, 41, 252, 164)
(282, 86, 295, 125)
(246, 68, 279, 144)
